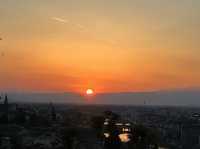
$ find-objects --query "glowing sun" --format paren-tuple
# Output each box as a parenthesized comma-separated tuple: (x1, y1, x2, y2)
(86, 89, 94, 95)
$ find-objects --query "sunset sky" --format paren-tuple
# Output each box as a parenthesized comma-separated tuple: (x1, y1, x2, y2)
(0, 0, 200, 93)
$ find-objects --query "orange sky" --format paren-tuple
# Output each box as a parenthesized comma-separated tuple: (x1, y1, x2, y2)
(0, 0, 200, 93)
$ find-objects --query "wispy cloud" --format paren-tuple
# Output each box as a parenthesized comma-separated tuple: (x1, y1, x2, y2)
(51, 17, 69, 23)
(51, 17, 86, 31)
(75, 23, 85, 30)
(51, 17, 121, 49)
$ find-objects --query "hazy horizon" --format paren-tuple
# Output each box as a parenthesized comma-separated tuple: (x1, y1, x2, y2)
(1, 89, 199, 106)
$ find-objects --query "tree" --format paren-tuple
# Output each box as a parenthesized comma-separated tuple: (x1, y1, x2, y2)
(131, 124, 160, 149)
(91, 115, 105, 137)
(59, 127, 77, 149)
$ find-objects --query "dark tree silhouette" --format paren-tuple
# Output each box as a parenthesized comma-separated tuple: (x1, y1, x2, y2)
(130, 124, 160, 149)
(60, 127, 77, 149)
(91, 115, 105, 137)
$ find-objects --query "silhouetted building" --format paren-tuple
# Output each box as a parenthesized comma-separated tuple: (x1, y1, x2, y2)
(181, 124, 200, 149)
(0, 95, 9, 123)
(50, 103, 57, 121)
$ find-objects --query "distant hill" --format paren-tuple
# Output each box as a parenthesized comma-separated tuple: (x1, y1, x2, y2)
(4, 90, 200, 106)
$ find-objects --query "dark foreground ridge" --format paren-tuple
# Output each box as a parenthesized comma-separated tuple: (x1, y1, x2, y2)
(1, 95, 200, 149)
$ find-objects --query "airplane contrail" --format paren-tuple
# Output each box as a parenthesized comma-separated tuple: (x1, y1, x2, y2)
(51, 17, 69, 23)
(51, 17, 122, 49)
(51, 17, 86, 31)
